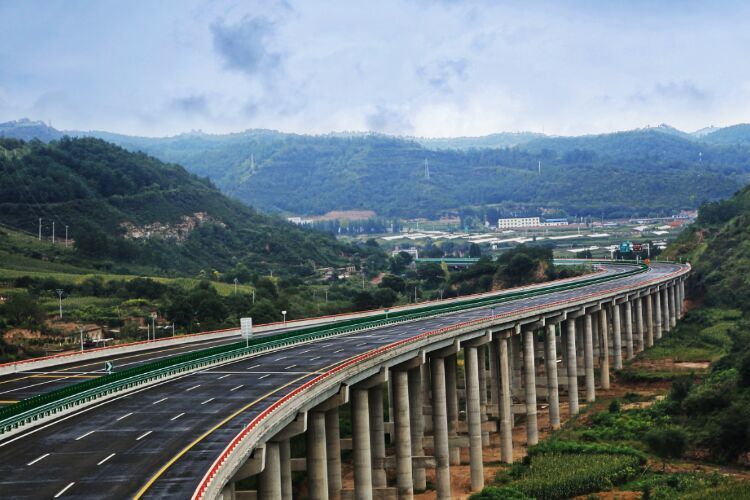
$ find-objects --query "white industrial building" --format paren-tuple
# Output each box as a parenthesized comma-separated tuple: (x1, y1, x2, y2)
(497, 217, 541, 229)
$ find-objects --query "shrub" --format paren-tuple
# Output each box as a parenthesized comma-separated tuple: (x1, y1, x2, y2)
(644, 427, 687, 470)
(609, 399, 621, 413)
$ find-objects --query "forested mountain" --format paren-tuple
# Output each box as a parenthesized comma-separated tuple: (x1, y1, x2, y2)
(2, 120, 750, 219)
(668, 182, 750, 306)
(414, 131, 545, 150)
(0, 137, 351, 276)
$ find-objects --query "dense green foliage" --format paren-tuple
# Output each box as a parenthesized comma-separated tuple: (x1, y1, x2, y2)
(99, 128, 749, 219)
(4, 120, 750, 219)
(0, 137, 353, 276)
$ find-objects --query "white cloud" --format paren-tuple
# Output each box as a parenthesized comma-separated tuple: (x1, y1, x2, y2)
(0, 0, 749, 136)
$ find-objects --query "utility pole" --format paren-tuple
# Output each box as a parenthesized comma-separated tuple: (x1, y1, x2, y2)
(56, 289, 64, 319)
(252, 290, 255, 304)
(38, 218, 42, 241)
(52, 221, 55, 244)
(65, 225, 69, 248)
(80, 327, 84, 352)
(233, 278, 238, 294)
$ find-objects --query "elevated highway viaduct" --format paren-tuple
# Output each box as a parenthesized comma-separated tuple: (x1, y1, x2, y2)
(0, 261, 688, 499)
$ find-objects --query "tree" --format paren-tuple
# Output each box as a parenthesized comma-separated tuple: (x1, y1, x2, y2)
(389, 251, 413, 274)
(469, 243, 482, 258)
(645, 427, 687, 470)
(417, 262, 446, 289)
(1, 292, 45, 329)
(379, 274, 406, 294)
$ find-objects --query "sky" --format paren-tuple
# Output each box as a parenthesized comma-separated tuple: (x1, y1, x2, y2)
(1, 0, 750, 138)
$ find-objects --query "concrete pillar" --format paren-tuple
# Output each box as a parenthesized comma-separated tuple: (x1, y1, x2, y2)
(465, 346, 484, 491)
(669, 285, 677, 328)
(352, 388, 373, 500)
(523, 329, 538, 445)
(612, 303, 623, 370)
(325, 409, 342, 500)
(646, 293, 655, 347)
(368, 385, 386, 489)
(654, 290, 663, 340)
(566, 319, 579, 415)
(407, 367, 426, 492)
(680, 280, 686, 317)
(598, 308, 610, 390)
(430, 356, 451, 499)
(497, 337, 513, 463)
(280, 440, 293, 500)
(392, 369, 413, 499)
(444, 354, 460, 465)
(592, 315, 600, 366)
(662, 288, 670, 334)
(544, 324, 560, 429)
(584, 314, 595, 403)
(636, 297, 645, 352)
(624, 300, 634, 360)
(307, 411, 329, 500)
(488, 341, 499, 418)
(477, 346, 490, 446)
(277, 441, 291, 500)
(260, 441, 282, 500)
(511, 334, 522, 395)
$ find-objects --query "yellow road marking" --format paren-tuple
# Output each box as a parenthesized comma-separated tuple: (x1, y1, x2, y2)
(0, 400, 19, 404)
(134, 355, 356, 498)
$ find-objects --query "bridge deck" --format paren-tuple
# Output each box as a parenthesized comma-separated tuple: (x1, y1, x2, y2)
(0, 263, 682, 499)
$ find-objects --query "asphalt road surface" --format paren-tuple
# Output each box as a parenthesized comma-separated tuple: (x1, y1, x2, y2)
(0, 263, 682, 499)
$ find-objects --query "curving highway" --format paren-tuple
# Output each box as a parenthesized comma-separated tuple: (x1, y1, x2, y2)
(0, 262, 688, 499)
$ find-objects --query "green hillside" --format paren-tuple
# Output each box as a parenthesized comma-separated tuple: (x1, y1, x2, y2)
(3, 121, 750, 219)
(0, 137, 351, 277)
(88, 129, 749, 219)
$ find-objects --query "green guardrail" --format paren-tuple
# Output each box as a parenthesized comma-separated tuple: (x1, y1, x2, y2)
(0, 261, 648, 434)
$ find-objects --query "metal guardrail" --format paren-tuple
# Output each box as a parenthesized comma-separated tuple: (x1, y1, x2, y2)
(0, 261, 648, 435)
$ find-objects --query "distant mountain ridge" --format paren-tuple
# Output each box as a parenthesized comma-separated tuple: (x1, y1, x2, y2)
(2, 119, 750, 219)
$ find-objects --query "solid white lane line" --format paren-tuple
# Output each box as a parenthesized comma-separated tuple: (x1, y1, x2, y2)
(54, 482, 75, 498)
(97, 453, 116, 466)
(185, 384, 201, 392)
(217, 374, 231, 380)
(26, 453, 50, 466)
(116, 412, 133, 421)
(152, 397, 168, 405)
(230, 385, 244, 392)
(259, 374, 270, 380)
(201, 398, 215, 405)
(75, 430, 95, 441)
(136, 431, 152, 441)
(285, 365, 297, 370)
(171, 413, 185, 421)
